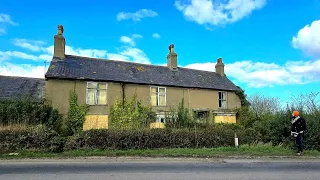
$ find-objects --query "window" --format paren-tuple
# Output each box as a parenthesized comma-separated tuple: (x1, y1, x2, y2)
(150, 87, 166, 106)
(193, 110, 209, 122)
(156, 114, 166, 123)
(218, 91, 227, 109)
(86, 82, 107, 105)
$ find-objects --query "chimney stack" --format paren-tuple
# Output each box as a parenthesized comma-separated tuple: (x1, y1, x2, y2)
(167, 44, 178, 70)
(215, 57, 225, 76)
(53, 24, 65, 59)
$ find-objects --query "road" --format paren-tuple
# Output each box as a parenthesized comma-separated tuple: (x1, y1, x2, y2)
(1, 157, 320, 180)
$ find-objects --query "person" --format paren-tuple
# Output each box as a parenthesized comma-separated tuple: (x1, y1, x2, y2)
(290, 111, 306, 155)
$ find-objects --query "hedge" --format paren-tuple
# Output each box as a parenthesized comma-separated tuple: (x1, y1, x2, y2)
(0, 125, 65, 153)
(64, 126, 258, 151)
(1, 120, 319, 154)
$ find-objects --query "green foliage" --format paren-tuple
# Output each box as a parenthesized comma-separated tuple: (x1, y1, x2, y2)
(0, 124, 65, 153)
(235, 86, 251, 107)
(110, 94, 155, 130)
(0, 96, 63, 133)
(64, 126, 259, 151)
(235, 106, 256, 128)
(165, 98, 194, 128)
(66, 91, 89, 136)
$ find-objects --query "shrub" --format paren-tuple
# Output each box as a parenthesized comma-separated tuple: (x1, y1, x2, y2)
(165, 98, 195, 129)
(0, 125, 65, 154)
(65, 91, 89, 136)
(110, 94, 155, 130)
(64, 126, 259, 151)
(0, 96, 63, 133)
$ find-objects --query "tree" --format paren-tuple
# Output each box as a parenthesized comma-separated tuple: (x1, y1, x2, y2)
(248, 93, 281, 120)
(290, 91, 320, 114)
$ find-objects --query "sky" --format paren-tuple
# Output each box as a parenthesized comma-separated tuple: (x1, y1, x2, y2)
(0, 0, 319, 105)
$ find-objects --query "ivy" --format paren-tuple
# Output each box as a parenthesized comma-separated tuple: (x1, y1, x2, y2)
(65, 91, 89, 136)
(235, 86, 251, 107)
(110, 94, 155, 130)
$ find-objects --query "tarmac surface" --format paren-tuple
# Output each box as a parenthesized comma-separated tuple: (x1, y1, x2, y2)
(0, 157, 320, 180)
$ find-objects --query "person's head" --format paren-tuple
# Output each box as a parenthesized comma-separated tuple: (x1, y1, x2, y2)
(292, 111, 300, 118)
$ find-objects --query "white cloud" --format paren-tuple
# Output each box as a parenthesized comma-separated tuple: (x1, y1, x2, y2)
(13, 38, 46, 52)
(120, 34, 143, 46)
(1, 30, 152, 78)
(107, 54, 130, 61)
(292, 20, 320, 58)
(152, 33, 161, 39)
(132, 34, 143, 38)
(175, 0, 267, 27)
(120, 36, 136, 46)
(185, 59, 320, 88)
(0, 51, 40, 61)
(118, 47, 150, 64)
(0, 62, 46, 78)
(0, 28, 5, 35)
(116, 9, 158, 22)
(0, 13, 18, 26)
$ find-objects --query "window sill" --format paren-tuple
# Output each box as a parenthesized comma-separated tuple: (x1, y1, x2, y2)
(86, 104, 108, 106)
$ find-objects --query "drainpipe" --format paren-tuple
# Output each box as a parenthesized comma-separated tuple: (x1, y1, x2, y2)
(121, 83, 125, 109)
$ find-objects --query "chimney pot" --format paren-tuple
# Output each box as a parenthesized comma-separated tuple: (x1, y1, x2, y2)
(54, 24, 65, 59)
(215, 57, 225, 76)
(167, 44, 177, 70)
(58, 24, 64, 35)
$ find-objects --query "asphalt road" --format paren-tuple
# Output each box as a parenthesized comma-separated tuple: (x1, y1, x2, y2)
(1, 157, 320, 180)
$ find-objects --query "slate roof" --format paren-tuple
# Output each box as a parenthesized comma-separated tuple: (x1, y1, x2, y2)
(0, 75, 45, 100)
(45, 55, 239, 91)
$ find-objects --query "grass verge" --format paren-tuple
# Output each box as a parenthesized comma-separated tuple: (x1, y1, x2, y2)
(1, 143, 320, 159)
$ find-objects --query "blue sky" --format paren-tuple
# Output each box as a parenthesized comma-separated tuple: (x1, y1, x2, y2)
(0, 0, 319, 105)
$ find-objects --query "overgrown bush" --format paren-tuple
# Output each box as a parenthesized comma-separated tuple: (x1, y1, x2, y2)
(110, 94, 155, 130)
(0, 96, 63, 133)
(65, 91, 89, 136)
(0, 124, 65, 153)
(165, 98, 196, 129)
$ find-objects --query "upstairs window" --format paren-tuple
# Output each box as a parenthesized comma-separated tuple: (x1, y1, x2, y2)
(218, 91, 227, 109)
(151, 87, 166, 106)
(86, 82, 107, 105)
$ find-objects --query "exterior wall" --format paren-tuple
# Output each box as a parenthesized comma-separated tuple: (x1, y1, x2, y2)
(45, 79, 241, 129)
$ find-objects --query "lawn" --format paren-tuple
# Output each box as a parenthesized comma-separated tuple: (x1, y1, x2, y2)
(1, 143, 320, 159)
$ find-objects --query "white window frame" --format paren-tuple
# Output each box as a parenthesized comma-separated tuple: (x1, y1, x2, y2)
(218, 91, 227, 109)
(86, 82, 108, 105)
(150, 86, 167, 107)
(156, 114, 166, 123)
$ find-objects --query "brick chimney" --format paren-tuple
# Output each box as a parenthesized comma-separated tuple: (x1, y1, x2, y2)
(215, 57, 225, 76)
(53, 24, 65, 59)
(166, 44, 177, 70)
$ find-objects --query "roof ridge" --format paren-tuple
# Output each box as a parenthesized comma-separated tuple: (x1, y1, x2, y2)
(65, 54, 218, 74)
(0, 75, 45, 80)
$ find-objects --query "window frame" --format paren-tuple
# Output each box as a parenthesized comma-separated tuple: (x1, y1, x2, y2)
(150, 86, 167, 107)
(86, 81, 108, 105)
(218, 91, 227, 109)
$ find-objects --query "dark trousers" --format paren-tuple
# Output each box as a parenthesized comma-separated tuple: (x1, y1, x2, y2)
(296, 134, 303, 152)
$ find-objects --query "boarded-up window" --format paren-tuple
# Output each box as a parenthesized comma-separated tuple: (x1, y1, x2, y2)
(151, 87, 166, 106)
(86, 82, 107, 105)
(218, 91, 227, 109)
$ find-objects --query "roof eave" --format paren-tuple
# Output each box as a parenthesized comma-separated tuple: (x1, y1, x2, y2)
(45, 76, 238, 92)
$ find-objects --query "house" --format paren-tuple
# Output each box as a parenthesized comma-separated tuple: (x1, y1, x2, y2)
(45, 25, 241, 130)
(0, 75, 45, 100)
